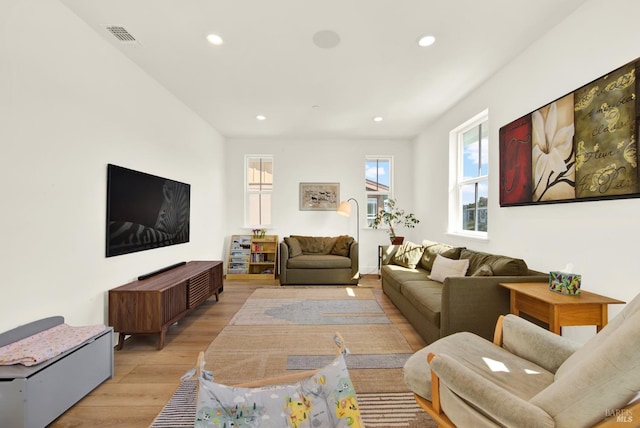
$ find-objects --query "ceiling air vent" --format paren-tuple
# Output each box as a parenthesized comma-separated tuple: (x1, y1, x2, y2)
(105, 26, 137, 43)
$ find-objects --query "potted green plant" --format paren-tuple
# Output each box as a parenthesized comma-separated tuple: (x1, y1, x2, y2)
(371, 198, 420, 244)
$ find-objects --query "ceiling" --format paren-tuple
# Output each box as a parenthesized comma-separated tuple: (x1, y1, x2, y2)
(59, 0, 587, 140)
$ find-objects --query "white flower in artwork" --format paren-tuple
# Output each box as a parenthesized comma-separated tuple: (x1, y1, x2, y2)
(532, 98, 576, 201)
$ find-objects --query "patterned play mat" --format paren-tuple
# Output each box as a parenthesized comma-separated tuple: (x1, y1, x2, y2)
(150, 380, 435, 428)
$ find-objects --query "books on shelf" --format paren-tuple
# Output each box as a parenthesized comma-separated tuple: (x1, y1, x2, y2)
(227, 234, 278, 279)
(251, 253, 273, 263)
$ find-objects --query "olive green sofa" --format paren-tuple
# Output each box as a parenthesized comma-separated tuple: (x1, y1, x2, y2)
(381, 239, 548, 343)
(279, 235, 359, 285)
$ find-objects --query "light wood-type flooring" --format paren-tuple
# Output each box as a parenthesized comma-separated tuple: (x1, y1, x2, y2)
(49, 275, 427, 428)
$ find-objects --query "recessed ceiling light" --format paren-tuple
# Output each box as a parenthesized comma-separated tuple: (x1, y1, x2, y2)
(417, 35, 436, 47)
(206, 33, 224, 46)
(373, 116, 384, 122)
(256, 114, 267, 121)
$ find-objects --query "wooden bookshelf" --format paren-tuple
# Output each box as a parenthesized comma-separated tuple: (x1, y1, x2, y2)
(227, 235, 278, 280)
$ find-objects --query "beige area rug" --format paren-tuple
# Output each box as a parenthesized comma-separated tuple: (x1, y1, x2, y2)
(202, 287, 414, 393)
(151, 287, 437, 427)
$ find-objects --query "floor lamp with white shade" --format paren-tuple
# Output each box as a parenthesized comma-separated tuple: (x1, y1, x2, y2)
(337, 198, 359, 244)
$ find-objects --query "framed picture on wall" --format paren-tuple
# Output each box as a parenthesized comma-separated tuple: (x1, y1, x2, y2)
(499, 57, 640, 207)
(299, 182, 340, 211)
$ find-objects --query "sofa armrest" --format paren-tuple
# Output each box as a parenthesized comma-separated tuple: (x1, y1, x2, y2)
(500, 314, 580, 374)
(441, 275, 548, 341)
(349, 241, 359, 277)
(430, 353, 554, 428)
(279, 242, 289, 283)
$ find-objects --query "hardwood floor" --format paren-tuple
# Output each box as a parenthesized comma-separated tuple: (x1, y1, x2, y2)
(49, 275, 426, 428)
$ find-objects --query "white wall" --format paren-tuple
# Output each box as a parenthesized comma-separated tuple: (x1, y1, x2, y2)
(4, 0, 635, 344)
(413, 0, 640, 342)
(0, 0, 226, 332)
(225, 138, 416, 275)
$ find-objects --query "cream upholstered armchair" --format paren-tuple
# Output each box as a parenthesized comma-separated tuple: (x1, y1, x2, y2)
(403, 292, 640, 427)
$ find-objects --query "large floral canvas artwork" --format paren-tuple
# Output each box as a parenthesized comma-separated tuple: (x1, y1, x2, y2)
(499, 58, 639, 206)
(574, 62, 638, 198)
(532, 94, 576, 202)
(499, 115, 532, 205)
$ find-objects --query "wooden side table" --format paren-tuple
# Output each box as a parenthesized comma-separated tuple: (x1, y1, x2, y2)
(499, 282, 625, 334)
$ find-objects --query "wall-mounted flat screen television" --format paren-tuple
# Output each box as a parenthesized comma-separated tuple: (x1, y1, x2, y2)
(106, 164, 190, 257)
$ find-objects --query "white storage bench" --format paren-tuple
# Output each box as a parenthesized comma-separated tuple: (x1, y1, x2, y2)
(0, 316, 114, 428)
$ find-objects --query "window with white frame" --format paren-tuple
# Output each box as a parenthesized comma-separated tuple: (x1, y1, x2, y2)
(365, 156, 392, 227)
(449, 111, 488, 237)
(245, 155, 273, 227)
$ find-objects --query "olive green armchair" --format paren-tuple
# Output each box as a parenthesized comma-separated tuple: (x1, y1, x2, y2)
(279, 235, 359, 285)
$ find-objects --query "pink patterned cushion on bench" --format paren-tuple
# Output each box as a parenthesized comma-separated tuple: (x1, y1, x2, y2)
(0, 323, 106, 366)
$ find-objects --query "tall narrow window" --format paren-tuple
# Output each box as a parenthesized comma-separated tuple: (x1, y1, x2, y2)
(245, 156, 273, 227)
(449, 111, 488, 237)
(365, 156, 392, 227)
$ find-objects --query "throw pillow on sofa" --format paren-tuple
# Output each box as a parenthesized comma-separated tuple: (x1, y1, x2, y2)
(471, 263, 494, 276)
(420, 240, 464, 271)
(460, 248, 528, 276)
(428, 254, 470, 282)
(284, 237, 303, 258)
(392, 241, 423, 269)
(331, 235, 354, 256)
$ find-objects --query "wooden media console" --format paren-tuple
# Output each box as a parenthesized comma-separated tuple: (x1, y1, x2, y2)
(109, 260, 223, 350)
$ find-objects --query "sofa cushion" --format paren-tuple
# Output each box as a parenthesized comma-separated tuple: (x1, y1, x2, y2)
(392, 241, 424, 269)
(382, 264, 431, 284)
(284, 237, 303, 258)
(400, 281, 443, 326)
(420, 240, 463, 271)
(471, 263, 494, 276)
(460, 248, 528, 276)
(428, 254, 470, 282)
(292, 235, 337, 254)
(287, 254, 352, 269)
(330, 235, 353, 256)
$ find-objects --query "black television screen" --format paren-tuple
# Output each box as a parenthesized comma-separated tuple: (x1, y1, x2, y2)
(106, 164, 190, 257)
